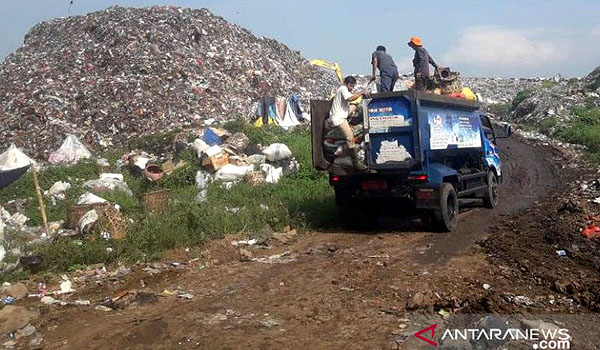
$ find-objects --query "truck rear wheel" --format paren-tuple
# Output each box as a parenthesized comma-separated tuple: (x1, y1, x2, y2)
(433, 183, 458, 232)
(483, 171, 499, 209)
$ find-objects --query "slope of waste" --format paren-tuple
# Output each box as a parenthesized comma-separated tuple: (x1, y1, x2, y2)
(461, 77, 545, 104)
(506, 66, 600, 125)
(0, 6, 338, 158)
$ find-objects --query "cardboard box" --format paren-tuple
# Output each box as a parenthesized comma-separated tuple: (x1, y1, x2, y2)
(202, 151, 229, 171)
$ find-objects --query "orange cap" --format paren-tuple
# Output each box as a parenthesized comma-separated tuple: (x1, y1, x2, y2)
(408, 36, 423, 47)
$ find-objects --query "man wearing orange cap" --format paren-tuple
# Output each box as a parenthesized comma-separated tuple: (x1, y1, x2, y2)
(408, 36, 438, 91)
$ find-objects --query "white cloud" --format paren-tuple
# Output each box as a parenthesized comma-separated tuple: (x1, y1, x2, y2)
(591, 24, 600, 36)
(396, 55, 413, 74)
(442, 26, 568, 70)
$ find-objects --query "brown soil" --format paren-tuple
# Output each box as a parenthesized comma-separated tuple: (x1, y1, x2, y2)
(10, 136, 600, 349)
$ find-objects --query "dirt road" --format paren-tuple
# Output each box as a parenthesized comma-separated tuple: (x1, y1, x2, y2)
(21, 136, 600, 349)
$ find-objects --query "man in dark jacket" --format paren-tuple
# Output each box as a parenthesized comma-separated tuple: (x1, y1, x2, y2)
(408, 36, 438, 91)
(370, 45, 399, 92)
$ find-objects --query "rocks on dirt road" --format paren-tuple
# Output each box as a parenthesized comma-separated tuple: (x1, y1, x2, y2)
(0, 6, 338, 158)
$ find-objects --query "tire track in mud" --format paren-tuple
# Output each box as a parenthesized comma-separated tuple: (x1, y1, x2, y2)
(412, 135, 558, 264)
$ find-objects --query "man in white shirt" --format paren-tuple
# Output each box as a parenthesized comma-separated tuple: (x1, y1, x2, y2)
(328, 76, 369, 170)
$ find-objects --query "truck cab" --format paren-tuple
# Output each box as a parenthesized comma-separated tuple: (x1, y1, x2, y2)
(311, 91, 509, 231)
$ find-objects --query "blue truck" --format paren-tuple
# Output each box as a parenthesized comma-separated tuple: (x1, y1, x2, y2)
(311, 91, 510, 231)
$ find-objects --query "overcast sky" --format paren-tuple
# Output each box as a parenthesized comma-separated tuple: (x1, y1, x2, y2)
(1, 0, 599, 77)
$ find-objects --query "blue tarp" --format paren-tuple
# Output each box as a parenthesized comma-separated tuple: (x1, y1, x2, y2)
(0, 165, 30, 189)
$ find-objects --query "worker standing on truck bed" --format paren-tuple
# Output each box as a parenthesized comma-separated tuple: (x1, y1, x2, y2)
(408, 36, 438, 91)
(329, 76, 369, 170)
(370, 45, 399, 92)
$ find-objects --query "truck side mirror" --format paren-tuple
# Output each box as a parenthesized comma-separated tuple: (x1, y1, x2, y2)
(503, 123, 512, 137)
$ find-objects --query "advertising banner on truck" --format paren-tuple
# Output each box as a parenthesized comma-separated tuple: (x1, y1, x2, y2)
(427, 112, 482, 150)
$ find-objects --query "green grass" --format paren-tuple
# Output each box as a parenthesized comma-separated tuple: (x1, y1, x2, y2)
(541, 80, 558, 89)
(555, 107, 600, 153)
(1, 122, 338, 274)
(486, 103, 511, 117)
(539, 117, 558, 135)
(511, 89, 534, 109)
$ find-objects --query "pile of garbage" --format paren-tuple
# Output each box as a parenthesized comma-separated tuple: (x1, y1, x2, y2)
(506, 67, 600, 126)
(0, 5, 338, 158)
(461, 77, 545, 105)
(0, 124, 299, 271)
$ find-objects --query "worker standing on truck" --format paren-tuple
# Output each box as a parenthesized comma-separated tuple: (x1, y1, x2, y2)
(329, 76, 369, 170)
(408, 36, 438, 91)
(370, 45, 399, 92)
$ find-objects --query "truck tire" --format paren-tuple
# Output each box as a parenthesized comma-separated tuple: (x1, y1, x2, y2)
(334, 187, 348, 207)
(483, 171, 499, 209)
(433, 183, 458, 232)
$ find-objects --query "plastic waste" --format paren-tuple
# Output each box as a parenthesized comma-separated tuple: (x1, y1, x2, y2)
(260, 164, 283, 184)
(134, 156, 151, 170)
(48, 134, 92, 164)
(214, 164, 254, 182)
(10, 213, 29, 227)
(46, 181, 71, 200)
(203, 127, 223, 146)
(0, 144, 34, 170)
(262, 143, 292, 162)
(99, 173, 124, 181)
(83, 178, 132, 196)
(96, 158, 110, 167)
(582, 225, 600, 239)
(77, 192, 107, 205)
(192, 138, 210, 158)
(195, 170, 212, 189)
(59, 277, 74, 294)
(79, 209, 99, 232)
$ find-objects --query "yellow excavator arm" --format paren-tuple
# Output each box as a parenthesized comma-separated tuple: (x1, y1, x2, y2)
(310, 59, 344, 84)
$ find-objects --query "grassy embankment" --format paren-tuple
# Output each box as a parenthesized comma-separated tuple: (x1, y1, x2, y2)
(0, 121, 336, 277)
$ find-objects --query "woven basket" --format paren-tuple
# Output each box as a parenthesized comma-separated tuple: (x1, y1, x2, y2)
(142, 189, 170, 212)
(97, 205, 128, 240)
(67, 203, 108, 229)
(244, 171, 265, 186)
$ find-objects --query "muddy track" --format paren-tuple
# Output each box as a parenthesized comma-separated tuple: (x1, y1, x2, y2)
(29, 137, 570, 350)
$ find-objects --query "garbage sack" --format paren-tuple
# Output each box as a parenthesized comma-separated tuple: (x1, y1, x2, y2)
(45, 181, 71, 200)
(461, 87, 477, 101)
(260, 164, 283, 184)
(0, 144, 34, 170)
(262, 143, 292, 162)
(48, 134, 92, 164)
(83, 177, 132, 196)
(192, 138, 210, 158)
(225, 132, 250, 152)
(77, 192, 107, 205)
(79, 210, 99, 232)
(214, 164, 254, 182)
